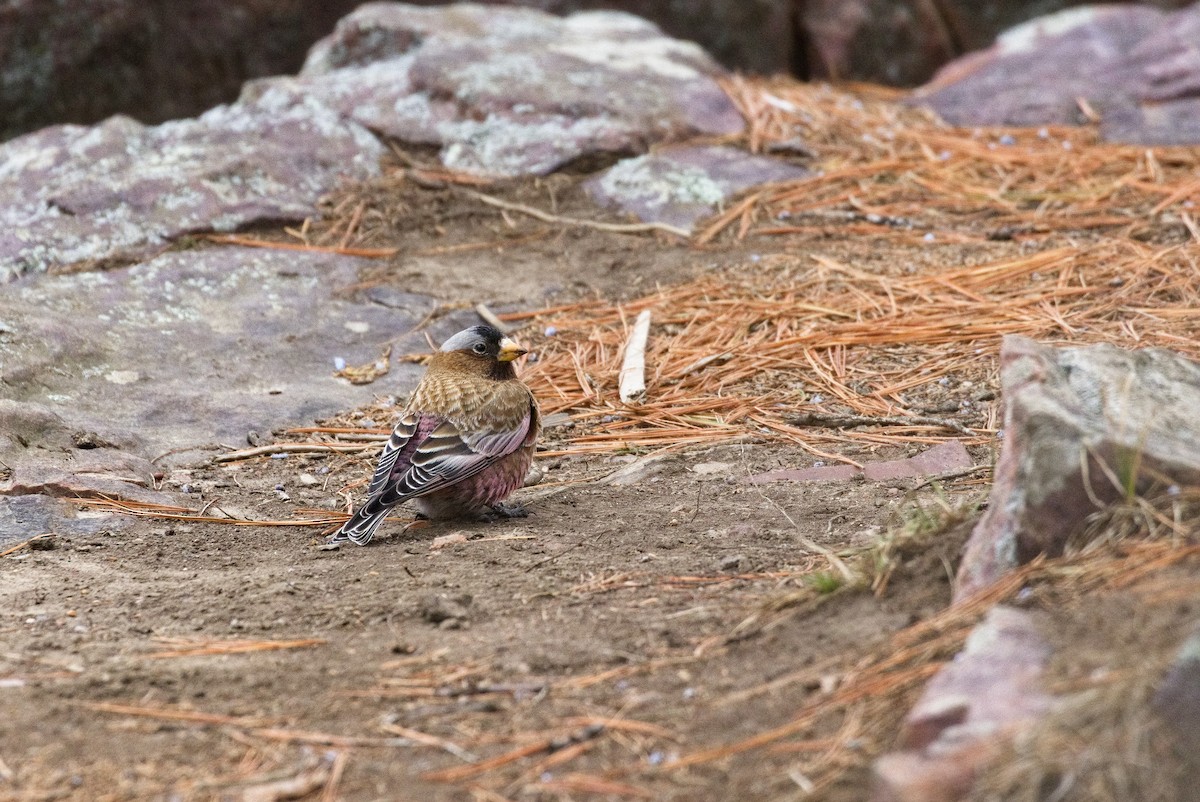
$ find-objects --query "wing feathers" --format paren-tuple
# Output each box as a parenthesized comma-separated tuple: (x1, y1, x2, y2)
(333, 392, 536, 545)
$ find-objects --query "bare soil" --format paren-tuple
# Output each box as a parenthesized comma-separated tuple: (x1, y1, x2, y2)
(0, 169, 1189, 801)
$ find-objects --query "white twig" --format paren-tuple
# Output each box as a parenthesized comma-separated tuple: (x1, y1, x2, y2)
(619, 310, 652, 403)
(474, 303, 512, 333)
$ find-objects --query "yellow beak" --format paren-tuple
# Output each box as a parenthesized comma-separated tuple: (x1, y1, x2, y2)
(496, 337, 528, 362)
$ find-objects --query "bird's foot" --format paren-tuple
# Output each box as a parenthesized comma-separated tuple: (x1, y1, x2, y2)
(483, 502, 528, 521)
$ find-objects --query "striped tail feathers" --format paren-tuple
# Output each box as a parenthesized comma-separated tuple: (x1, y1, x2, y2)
(333, 496, 394, 546)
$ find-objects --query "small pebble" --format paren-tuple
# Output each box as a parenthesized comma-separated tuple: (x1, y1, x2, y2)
(430, 532, 468, 549)
(923, 232, 936, 242)
(544, 326, 558, 337)
(998, 134, 1016, 146)
(717, 554, 744, 572)
(332, 356, 346, 371)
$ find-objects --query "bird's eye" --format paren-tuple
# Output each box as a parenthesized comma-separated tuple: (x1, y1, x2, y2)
(472, 343, 487, 354)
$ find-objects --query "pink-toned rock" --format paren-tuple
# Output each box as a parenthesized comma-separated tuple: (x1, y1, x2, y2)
(747, 441, 973, 484)
(914, 4, 1200, 144)
(872, 606, 1054, 802)
(956, 336, 1200, 601)
(0, 399, 166, 505)
(863, 441, 973, 481)
(4, 452, 164, 505)
(247, 3, 744, 178)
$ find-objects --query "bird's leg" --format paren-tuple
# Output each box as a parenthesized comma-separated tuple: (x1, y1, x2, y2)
(483, 502, 528, 520)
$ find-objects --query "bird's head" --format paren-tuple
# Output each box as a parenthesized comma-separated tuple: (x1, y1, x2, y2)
(436, 325, 528, 379)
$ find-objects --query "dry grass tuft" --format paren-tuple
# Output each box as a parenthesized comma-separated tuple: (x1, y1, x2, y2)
(975, 672, 1186, 802)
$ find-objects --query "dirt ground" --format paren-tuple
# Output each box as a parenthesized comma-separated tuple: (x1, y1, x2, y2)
(0, 150, 1195, 802)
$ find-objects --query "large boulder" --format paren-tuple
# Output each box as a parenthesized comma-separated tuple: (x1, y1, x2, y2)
(956, 336, 1200, 600)
(914, 3, 1200, 144)
(247, 3, 744, 177)
(0, 89, 383, 279)
(0, 247, 469, 472)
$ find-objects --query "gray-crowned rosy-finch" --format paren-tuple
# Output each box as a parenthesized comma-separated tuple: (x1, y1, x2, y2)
(332, 325, 539, 546)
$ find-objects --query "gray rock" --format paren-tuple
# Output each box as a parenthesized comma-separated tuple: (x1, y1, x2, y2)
(956, 336, 1200, 600)
(0, 398, 162, 503)
(583, 145, 808, 233)
(245, 3, 743, 178)
(0, 495, 128, 549)
(914, 4, 1200, 145)
(0, 88, 383, 279)
(872, 606, 1054, 802)
(0, 246, 470, 470)
(1154, 626, 1200, 757)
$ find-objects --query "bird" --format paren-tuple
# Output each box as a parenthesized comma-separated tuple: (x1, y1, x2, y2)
(331, 325, 540, 546)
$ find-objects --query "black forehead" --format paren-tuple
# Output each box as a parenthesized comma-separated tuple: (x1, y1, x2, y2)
(440, 325, 505, 353)
(467, 325, 503, 344)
